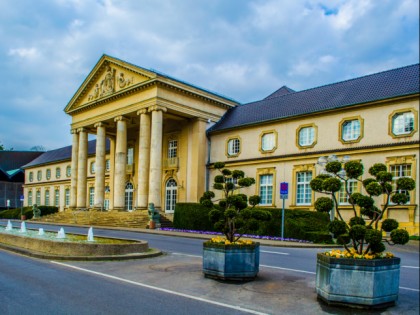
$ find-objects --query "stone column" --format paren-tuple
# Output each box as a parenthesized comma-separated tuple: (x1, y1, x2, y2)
(136, 109, 151, 209)
(94, 122, 107, 209)
(188, 118, 208, 201)
(70, 129, 79, 209)
(76, 128, 88, 208)
(148, 105, 166, 210)
(113, 116, 128, 210)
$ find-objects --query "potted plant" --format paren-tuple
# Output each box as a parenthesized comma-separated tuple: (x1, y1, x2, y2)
(310, 158, 415, 308)
(200, 162, 272, 281)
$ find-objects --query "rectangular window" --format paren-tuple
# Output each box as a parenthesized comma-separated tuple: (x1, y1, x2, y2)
(28, 191, 33, 206)
(89, 187, 95, 207)
(389, 164, 412, 204)
(339, 179, 358, 205)
(45, 190, 50, 206)
(127, 148, 134, 165)
(104, 199, 110, 210)
(168, 140, 178, 158)
(259, 174, 273, 205)
(296, 171, 312, 205)
(55, 189, 60, 207)
(106, 159, 110, 172)
(36, 191, 41, 205)
(65, 189, 70, 206)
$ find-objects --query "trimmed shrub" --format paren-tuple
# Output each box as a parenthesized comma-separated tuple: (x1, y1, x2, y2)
(173, 203, 215, 231)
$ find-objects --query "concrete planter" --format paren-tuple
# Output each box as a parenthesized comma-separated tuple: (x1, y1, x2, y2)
(316, 253, 401, 309)
(202, 242, 260, 281)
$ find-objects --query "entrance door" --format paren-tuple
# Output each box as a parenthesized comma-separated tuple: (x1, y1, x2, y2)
(165, 179, 177, 213)
(125, 182, 134, 211)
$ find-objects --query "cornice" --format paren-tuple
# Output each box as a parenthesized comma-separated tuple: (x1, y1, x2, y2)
(208, 140, 420, 168)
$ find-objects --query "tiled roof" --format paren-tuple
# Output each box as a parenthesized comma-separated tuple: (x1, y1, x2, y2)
(23, 139, 110, 168)
(264, 85, 295, 99)
(0, 151, 43, 171)
(209, 64, 419, 133)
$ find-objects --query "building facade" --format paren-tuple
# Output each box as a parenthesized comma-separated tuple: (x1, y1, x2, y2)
(23, 56, 419, 234)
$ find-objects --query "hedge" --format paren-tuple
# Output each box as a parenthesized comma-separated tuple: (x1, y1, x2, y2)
(173, 203, 215, 231)
(0, 206, 58, 219)
(173, 203, 332, 243)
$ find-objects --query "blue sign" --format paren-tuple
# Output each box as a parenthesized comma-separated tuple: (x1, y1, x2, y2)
(20, 195, 24, 202)
(280, 182, 288, 199)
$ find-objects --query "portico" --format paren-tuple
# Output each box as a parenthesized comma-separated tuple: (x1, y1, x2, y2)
(64, 55, 237, 213)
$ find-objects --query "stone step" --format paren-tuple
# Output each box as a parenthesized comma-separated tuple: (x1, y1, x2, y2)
(36, 210, 173, 229)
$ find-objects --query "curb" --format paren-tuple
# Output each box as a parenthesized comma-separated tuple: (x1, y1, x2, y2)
(5, 219, 342, 248)
(0, 242, 163, 261)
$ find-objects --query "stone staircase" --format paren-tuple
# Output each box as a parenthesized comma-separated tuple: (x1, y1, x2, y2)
(35, 210, 173, 229)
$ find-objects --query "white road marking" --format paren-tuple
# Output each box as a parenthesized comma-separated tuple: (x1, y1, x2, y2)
(399, 287, 420, 292)
(138, 252, 420, 292)
(260, 264, 316, 275)
(261, 250, 290, 255)
(50, 261, 268, 315)
(172, 253, 201, 258)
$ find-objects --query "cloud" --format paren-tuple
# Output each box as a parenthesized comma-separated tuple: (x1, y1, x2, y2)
(8, 47, 39, 58)
(0, 0, 418, 150)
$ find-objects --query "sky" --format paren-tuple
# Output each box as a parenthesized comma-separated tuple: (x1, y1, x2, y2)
(0, 0, 418, 151)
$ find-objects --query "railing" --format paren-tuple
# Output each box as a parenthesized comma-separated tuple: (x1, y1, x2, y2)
(163, 157, 179, 170)
(126, 164, 134, 174)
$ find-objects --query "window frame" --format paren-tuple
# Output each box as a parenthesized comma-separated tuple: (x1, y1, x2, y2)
(339, 116, 364, 144)
(56, 167, 61, 179)
(66, 165, 71, 177)
(291, 164, 315, 209)
(389, 108, 418, 138)
(226, 136, 241, 157)
(259, 130, 277, 153)
(296, 123, 317, 148)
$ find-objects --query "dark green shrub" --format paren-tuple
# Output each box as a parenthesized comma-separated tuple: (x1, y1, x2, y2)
(349, 216, 365, 227)
(390, 229, 410, 245)
(328, 220, 347, 237)
(381, 218, 398, 232)
(314, 197, 334, 213)
(173, 203, 214, 231)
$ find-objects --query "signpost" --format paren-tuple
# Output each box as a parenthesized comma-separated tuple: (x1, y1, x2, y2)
(280, 182, 288, 239)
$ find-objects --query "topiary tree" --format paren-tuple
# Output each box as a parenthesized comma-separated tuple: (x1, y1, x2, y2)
(200, 162, 272, 242)
(310, 159, 415, 256)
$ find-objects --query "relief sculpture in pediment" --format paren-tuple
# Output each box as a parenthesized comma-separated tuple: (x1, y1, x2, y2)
(88, 65, 134, 101)
(118, 72, 133, 88)
(100, 64, 116, 97)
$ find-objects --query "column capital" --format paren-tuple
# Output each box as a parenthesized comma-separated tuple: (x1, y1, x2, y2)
(77, 127, 87, 133)
(137, 108, 148, 116)
(94, 122, 109, 128)
(148, 105, 167, 113)
(71, 128, 78, 134)
(114, 115, 129, 122)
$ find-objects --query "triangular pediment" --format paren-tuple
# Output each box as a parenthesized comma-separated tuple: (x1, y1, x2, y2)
(65, 55, 157, 113)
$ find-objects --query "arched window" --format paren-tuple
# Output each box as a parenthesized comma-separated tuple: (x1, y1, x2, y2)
(125, 182, 134, 211)
(165, 179, 177, 213)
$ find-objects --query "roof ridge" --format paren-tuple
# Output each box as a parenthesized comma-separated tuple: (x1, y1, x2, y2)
(293, 63, 420, 96)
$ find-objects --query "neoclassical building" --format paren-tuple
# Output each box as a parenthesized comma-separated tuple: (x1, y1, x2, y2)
(23, 56, 419, 234)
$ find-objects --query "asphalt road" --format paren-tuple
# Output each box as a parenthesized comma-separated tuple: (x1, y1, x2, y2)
(0, 220, 419, 315)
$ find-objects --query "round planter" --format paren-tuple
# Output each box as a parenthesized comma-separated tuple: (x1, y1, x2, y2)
(202, 242, 260, 281)
(316, 253, 401, 309)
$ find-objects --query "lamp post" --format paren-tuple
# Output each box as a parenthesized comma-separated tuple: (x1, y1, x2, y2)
(316, 154, 350, 222)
